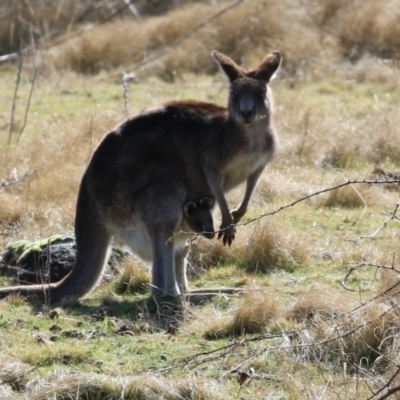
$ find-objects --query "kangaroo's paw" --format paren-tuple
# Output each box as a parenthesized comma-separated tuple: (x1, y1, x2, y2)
(218, 224, 236, 247)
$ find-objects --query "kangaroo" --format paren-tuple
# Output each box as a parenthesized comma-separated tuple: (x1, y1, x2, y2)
(0, 50, 281, 301)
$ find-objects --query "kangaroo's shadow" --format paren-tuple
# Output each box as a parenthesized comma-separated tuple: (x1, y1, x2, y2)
(19, 289, 230, 331)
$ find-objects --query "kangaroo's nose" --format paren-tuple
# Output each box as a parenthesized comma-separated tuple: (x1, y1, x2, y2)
(240, 109, 253, 121)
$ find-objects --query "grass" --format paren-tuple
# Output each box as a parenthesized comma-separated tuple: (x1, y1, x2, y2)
(0, 1, 400, 399)
(113, 258, 151, 294)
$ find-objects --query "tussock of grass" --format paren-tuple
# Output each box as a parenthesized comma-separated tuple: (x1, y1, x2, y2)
(26, 372, 222, 400)
(1, 293, 28, 306)
(113, 258, 150, 294)
(0, 384, 21, 399)
(287, 295, 400, 370)
(188, 237, 238, 270)
(190, 217, 307, 275)
(324, 181, 387, 208)
(204, 287, 278, 338)
(321, 303, 400, 368)
(323, 144, 359, 169)
(0, 356, 31, 390)
(235, 218, 307, 273)
(15, 344, 94, 368)
(324, 184, 366, 208)
(288, 287, 353, 322)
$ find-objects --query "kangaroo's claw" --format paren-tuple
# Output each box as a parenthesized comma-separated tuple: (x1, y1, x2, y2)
(218, 224, 236, 247)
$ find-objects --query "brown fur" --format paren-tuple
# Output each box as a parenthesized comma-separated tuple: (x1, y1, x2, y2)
(0, 50, 281, 301)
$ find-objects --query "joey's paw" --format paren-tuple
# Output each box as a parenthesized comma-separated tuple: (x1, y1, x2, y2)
(218, 224, 236, 247)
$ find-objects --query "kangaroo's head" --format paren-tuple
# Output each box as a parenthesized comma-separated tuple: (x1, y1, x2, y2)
(213, 51, 282, 124)
(183, 195, 215, 239)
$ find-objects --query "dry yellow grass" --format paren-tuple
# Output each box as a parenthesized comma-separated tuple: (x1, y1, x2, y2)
(288, 286, 354, 322)
(0, 355, 31, 390)
(239, 217, 307, 272)
(113, 258, 150, 294)
(203, 286, 279, 338)
(25, 372, 222, 400)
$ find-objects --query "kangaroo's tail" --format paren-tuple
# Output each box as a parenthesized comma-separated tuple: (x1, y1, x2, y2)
(0, 176, 112, 304)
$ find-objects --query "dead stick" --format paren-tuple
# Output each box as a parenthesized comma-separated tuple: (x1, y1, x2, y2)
(8, 55, 23, 145)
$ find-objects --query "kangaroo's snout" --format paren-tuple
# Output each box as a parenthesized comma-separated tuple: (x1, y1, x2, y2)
(240, 108, 254, 122)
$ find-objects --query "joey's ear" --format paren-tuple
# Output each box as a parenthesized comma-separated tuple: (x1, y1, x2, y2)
(212, 51, 244, 82)
(183, 201, 196, 217)
(247, 51, 282, 82)
(199, 195, 215, 209)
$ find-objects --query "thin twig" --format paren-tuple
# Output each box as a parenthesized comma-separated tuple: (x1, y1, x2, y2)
(368, 366, 400, 399)
(123, 0, 141, 20)
(375, 385, 400, 400)
(156, 333, 285, 374)
(347, 202, 400, 243)
(0, 169, 41, 189)
(17, 27, 38, 143)
(340, 264, 370, 292)
(122, 71, 131, 117)
(8, 55, 24, 145)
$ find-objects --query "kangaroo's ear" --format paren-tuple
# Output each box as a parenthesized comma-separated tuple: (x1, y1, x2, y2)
(199, 195, 215, 209)
(212, 51, 244, 82)
(247, 51, 282, 82)
(184, 201, 196, 217)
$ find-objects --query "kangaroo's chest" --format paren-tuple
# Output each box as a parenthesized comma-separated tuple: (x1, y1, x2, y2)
(222, 151, 269, 190)
(222, 129, 275, 190)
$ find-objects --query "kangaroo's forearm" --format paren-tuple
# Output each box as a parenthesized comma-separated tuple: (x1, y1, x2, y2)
(204, 169, 232, 227)
(234, 167, 264, 220)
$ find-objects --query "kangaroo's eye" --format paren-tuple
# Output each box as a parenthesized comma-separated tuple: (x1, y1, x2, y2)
(231, 91, 239, 98)
(257, 91, 265, 98)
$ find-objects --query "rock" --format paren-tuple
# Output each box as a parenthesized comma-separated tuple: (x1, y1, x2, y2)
(0, 232, 132, 284)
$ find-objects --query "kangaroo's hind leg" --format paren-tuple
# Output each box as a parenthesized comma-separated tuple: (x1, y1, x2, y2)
(134, 184, 185, 297)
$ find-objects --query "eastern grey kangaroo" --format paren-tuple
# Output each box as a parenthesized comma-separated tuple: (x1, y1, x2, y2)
(0, 50, 281, 301)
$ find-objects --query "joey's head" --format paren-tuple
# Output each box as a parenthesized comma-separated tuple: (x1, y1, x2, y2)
(212, 51, 282, 124)
(183, 195, 215, 239)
